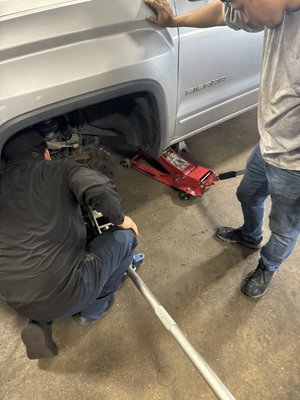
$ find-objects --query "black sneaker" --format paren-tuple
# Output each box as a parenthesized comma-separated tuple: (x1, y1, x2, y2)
(241, 263, 276, 298)
(21, 321, 58, 360)
(216, 226, 262, 249)
(72, 294, 115, 327)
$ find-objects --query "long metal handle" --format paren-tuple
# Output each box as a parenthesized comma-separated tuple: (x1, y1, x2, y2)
(127, 266, 236, 400)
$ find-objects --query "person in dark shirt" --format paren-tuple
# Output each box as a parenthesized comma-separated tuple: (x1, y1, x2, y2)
(0, 130, 139, 359)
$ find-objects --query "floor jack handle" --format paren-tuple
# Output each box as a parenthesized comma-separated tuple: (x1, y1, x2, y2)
(218, 170, 245, 181)
(127, 266, 236, 400)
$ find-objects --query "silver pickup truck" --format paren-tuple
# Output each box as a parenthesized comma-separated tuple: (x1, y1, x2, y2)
(0, 0, 263, 157)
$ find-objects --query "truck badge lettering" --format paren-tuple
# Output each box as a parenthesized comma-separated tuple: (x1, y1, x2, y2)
(185, 76, 227, 95)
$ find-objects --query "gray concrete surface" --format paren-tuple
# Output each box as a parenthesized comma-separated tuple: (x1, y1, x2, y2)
(1, 109, 299, 400)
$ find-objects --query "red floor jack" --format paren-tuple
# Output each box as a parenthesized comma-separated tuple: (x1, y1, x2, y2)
(120, 146, 244, 200)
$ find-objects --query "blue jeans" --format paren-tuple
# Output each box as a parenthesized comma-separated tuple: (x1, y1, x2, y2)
(59, 227, 137, 321)
(236, 144, 300, 272)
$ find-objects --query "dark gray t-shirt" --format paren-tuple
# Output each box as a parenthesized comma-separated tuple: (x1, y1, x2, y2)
(224, 5, 300, 170)
(0, 158, 124, 320)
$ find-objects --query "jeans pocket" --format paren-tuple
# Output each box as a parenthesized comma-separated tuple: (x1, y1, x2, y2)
(267, 164, 300, 197)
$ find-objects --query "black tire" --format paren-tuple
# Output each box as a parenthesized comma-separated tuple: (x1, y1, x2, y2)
(178, 191, 192, 201)
(120, 158, 131, 168)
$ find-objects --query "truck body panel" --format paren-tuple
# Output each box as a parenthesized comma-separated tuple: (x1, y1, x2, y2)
(0, 0, 263, 155)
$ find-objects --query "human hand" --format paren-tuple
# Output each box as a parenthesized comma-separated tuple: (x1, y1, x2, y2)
(144, 0, 175, 28)
(117, 215, 139, 236)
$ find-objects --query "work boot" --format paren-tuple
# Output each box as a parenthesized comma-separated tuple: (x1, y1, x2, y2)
(72, 294, 115, 327)
(216, 226, 262, 249)
(241, 263, 276, 298)
(21, 321, 58, 360)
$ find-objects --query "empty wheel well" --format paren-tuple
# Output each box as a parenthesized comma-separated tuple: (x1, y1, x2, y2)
(79, 92, 161, 154)
(1, 90, 164, 162)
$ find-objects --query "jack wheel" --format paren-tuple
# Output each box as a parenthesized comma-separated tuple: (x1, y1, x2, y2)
(178, 191, 192, 201)
(120, 158, 131, 168)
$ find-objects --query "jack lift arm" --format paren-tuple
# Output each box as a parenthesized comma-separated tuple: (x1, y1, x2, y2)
(88, 208, 236, 400)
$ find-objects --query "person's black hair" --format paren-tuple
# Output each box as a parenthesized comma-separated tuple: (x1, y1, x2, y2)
(2, 130, 47, 163)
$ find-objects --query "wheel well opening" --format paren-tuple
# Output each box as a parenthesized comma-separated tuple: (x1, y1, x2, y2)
(1, 91, 162, 163)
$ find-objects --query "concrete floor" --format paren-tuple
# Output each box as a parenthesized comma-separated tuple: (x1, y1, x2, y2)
(1, 109, 299, 400)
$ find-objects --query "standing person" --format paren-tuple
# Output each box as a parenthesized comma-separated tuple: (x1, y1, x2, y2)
(0, 130, 139, 359)
(145, 0, 300, 298)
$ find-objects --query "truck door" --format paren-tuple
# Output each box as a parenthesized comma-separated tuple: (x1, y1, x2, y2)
(174, 0, 263, 142)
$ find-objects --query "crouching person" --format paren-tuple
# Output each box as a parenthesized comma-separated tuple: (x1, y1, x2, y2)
(0, 130, 138, 359)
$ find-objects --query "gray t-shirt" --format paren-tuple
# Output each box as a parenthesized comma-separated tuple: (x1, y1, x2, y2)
(224, 6, 300, 170)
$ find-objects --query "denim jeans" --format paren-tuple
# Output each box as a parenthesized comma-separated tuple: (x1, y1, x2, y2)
(236, 143, 300, 272)
(58, 227, 137, 321)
